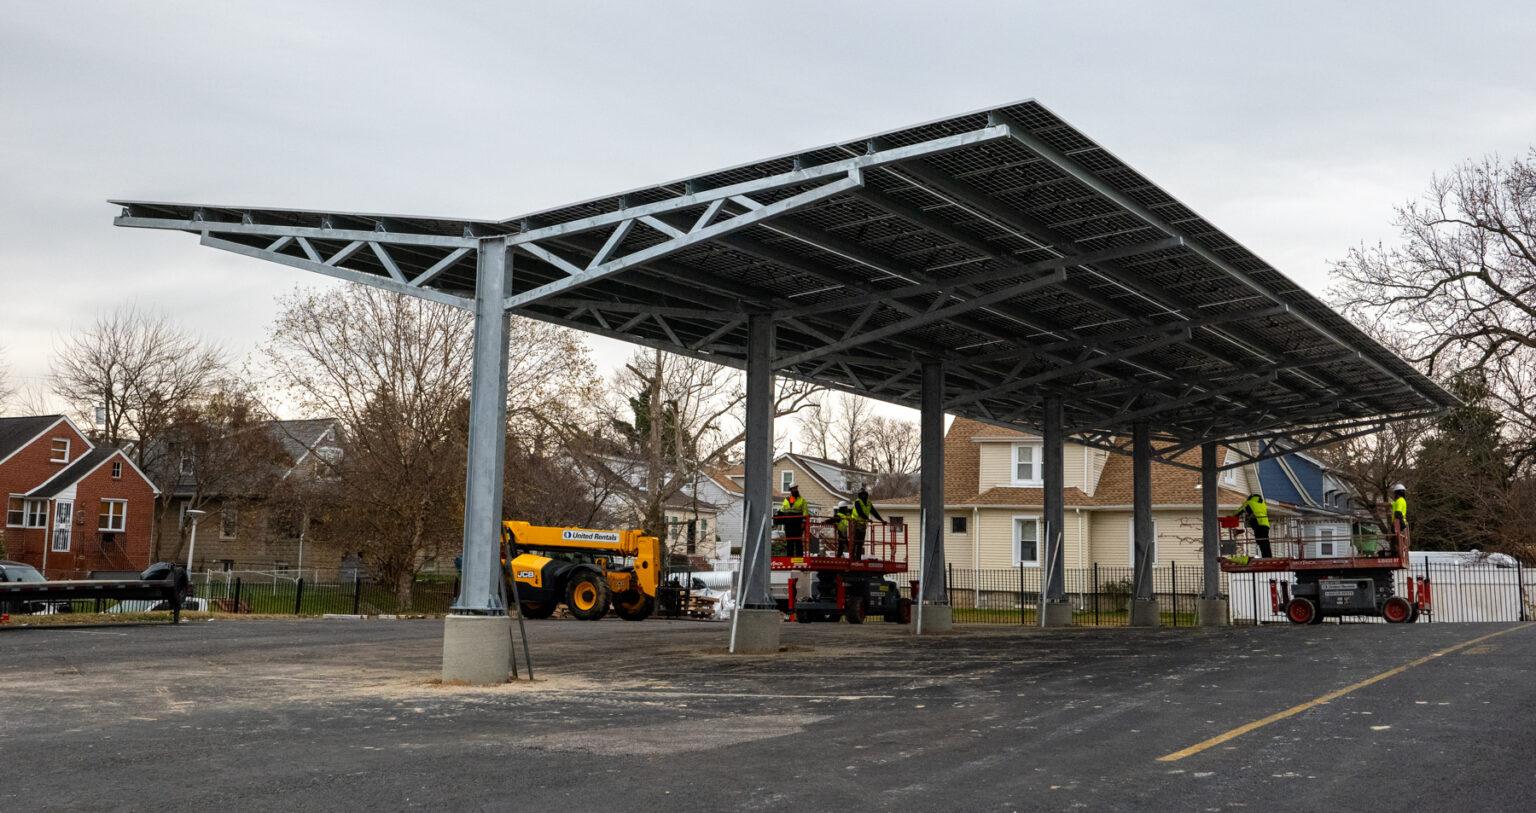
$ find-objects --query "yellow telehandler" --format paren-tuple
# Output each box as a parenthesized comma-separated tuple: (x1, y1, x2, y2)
(501, 520, 663, 621)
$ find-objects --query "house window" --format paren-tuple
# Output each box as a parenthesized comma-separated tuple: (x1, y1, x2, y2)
(26, 499, 47, 528)
(9, 496, 47, 528)
(50, 438, 70, 463)
(1013, 516, 1040, 566)
(1221, 451, 1238, 486)
(1012, 443, 1042, 486)
(1317, 527, 1336, 557)
(887, 515, 905, 528)
(950, 516, 967, 534)
(180, 453, 193, 476)
(111, 460, 123, 479)
(781, 469, 795, 491)
(98, 499, 127, 532)
(219, 560, 235, 572)
(220, 508, 238, 539)
(1129, 518, 1159, 566)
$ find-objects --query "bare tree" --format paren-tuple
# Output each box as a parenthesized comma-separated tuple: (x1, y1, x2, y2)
(1330, 149, 1536, 473)
(1315, 417, 1431, 534)
(50, 306, 224, 470)
(261, 286, 598, 606)
(566, 348, 819, 542)
(796, 401, 835, 458)
(263, 287, 473, 608)
(145, 385, 290, 563)
(0, 344, 15, 410)
(830, 392, 874, 469)
(865, 414, 921, 475)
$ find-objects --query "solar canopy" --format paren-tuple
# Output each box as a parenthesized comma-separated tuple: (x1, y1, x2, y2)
(113, 99, 1455, 452)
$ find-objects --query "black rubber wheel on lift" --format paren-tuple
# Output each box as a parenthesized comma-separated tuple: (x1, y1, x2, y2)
(1285, 597, 1317, 625)
(613, 589, 654, 621)
(844, 597, 867, 624)
(1382, 596, 1414, 624)
(885, 597, 913, 624)
(519, 600, 557, 619)
(565, 571, 611, 621)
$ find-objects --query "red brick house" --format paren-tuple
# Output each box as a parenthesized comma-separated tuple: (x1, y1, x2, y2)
(0, 415, 159, 579)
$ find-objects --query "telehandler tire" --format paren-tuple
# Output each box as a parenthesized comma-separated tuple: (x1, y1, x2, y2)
(613, 589, 655, 621)
(844, 597, 867, 624)
(566, 570, 611, 621)
(519, 600, 557, 619)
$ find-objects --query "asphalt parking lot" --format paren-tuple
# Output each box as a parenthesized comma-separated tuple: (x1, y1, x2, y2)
(3, 617, 1533, 811)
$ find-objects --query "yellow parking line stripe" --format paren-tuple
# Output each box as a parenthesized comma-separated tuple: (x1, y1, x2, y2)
(1157, 623, 1534, 762)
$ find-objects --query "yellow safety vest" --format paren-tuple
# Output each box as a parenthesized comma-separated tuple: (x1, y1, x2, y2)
(1238, 495, 1269, 527)
(853, 497, 874, 520)
(781, 495, 807, 515)
(1392, 496, 1408, 526)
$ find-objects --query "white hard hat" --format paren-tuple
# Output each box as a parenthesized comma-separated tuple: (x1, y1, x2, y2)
(837, 500, 850, 509)
(1392, 483, 1407, 492)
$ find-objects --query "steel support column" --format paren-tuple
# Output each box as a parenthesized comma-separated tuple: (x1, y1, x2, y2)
(442, 238, 512, 683)
(1130, 420, 1160, 626)
(915, 361, 952, 633)
(1198, 441, 1230, 625)
(1040, 395, 1071, 626)
(729, 312, 782, 653)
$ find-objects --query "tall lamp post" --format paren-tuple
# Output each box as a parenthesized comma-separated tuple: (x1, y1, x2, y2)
(184, 509, 207, 578)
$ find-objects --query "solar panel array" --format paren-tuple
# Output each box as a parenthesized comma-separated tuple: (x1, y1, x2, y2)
(114, 100, 1455, 443)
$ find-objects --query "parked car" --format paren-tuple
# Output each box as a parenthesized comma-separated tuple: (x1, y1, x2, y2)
(107, 597, 209, 614)
(1, 560, 61, 614)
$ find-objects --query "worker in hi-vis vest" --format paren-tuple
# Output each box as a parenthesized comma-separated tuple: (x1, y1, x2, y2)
(779, 485, 808, 555)
(1391, 482, 1409, 551)
(1235, 493, 1272, 558)
(825, 501, 854, 557)
(849, 486, 883, 560)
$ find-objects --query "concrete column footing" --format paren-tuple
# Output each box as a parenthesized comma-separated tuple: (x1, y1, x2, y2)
(913, 604, 954, 633)
(442, 614, 511, 684)
(1041, 601, 1074, 627)
(1197, 598, 1230, 626)
(1130, 598, 1161, 628)
(730, 608, 783, 654)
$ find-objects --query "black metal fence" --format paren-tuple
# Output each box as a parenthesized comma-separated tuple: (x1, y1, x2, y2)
(189, 572, 457, 616)
(1231, 561, 1536, 624)
(931, 563, 1208, 627)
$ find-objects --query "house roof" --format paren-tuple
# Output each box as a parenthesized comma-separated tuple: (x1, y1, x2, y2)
(269, 418, 338, 465)
(703, 465, 744, 495)
(27, 447, 119, 499)
(0, 415, 70, 463)
(1090, 444, 1251, 507)
(877, 417, 1253, 510)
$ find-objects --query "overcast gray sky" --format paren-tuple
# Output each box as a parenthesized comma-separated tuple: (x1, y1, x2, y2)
(3, 0, 1534, 414)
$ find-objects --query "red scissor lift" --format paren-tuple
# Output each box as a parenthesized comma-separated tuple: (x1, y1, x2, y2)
(771, 514, 913, 624)
(1219, 516, 1429, 624)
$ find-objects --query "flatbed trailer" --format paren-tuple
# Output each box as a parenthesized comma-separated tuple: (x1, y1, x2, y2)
(1220, 518, 1427, 624)
(770, 516, 913, 624)
(0, 563, 191, 624)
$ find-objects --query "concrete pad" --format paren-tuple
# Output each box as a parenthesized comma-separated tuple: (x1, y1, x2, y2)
(440, 613, 510, 684)
(729, 608, 781, 653)
(1130, 598, 1160, 628)
(913, 603, 953, 633)
(1198, 597, 1230, 626)
(1040, 601, 1074, 627)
